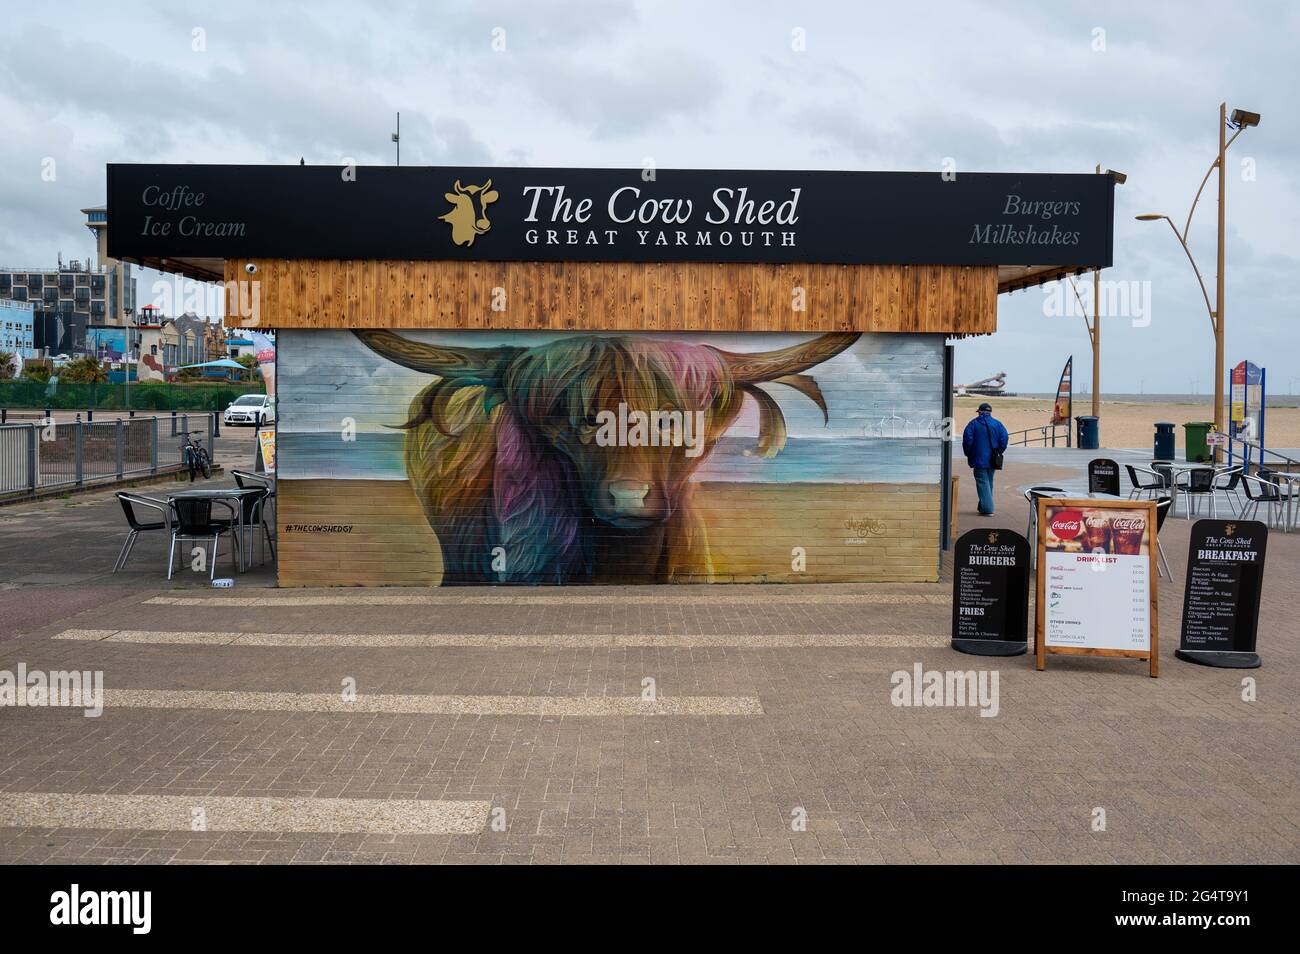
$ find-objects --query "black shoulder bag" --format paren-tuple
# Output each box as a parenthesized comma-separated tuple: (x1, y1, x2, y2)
(982, 417, 1004, 470)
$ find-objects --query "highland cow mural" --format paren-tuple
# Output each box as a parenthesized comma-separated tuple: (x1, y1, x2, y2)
(275, 329, 947, 587)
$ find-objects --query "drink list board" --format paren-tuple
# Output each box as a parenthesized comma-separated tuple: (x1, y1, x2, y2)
(1035, 499, 1159, 677)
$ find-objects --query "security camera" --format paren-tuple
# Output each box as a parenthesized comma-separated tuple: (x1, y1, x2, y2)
(244, 262, 258, 274)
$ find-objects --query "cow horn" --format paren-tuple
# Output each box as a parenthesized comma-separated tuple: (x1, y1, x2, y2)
(711, 332, 861, 383)
(352, 330, 518, 383)
(454, 179, 464, 193)
(482, 178, 492, 192)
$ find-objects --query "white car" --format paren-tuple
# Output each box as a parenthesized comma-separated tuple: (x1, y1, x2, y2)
(224, 394, 276, 427)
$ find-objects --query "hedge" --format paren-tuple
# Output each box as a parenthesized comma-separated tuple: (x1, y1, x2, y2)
(0, 380, 264, 412)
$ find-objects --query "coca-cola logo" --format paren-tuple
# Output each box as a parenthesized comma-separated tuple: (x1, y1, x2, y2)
(1050, 508, 1083, 540)
(1112, 517, 1145, 532)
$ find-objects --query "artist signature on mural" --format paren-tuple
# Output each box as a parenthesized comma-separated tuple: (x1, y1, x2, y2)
(844, 516, 887, 544)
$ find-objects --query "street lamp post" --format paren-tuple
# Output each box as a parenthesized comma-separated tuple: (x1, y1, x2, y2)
(1070, 166, 1125, 421)
(1137, 102, 1260, 462)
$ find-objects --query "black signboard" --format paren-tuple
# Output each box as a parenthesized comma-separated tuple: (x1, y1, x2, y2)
(951, 528, 1030, 656)
(1176, 519, 1267, 668)
(1087, 458, 1121, 496)
(107, 164, 1115, 267)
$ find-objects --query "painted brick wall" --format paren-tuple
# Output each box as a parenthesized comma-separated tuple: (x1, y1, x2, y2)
(276, 329, 946, 586)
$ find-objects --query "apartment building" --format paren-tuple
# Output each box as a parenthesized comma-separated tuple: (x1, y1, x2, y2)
(0, 299, 36, 361)
(0, 206, 139, 357)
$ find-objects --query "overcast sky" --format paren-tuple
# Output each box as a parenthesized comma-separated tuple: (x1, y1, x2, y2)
(2, 1, 1295, 394)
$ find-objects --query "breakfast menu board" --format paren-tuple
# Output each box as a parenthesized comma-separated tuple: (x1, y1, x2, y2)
(1035, 499, 1159, 677)
(1179, 519, 1267, 656)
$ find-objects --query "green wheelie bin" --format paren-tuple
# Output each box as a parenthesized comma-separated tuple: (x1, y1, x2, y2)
(1183, 421, 1214, 463)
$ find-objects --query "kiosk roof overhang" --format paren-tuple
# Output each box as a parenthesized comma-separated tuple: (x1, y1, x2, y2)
(125, 254, 1088, 296)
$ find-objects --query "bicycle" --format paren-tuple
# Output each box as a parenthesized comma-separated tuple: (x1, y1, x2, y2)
(180, 431, 213, 482)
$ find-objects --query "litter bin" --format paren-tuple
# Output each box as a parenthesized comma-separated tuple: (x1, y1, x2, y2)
(1183, 421, 1214, 463)
(1154, 422, 1175, 461)
(1075, 415, 1099, 450)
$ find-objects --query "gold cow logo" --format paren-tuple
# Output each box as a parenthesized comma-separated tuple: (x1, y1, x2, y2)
(988, 531, 999, 544)
(1224, 523, 1236, 536)
(439, 179, 498, 247)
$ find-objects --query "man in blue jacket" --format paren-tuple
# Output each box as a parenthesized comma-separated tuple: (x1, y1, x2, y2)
(962, 402, 1009, 516)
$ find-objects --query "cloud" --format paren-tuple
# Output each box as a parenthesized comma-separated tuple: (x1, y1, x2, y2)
(0, 0, 1295, 392)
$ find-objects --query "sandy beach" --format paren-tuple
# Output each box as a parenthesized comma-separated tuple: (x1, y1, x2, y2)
(955, 395, 1300, 449)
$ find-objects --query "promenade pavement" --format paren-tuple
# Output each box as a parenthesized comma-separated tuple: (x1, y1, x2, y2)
(0, 444, 1295, 864)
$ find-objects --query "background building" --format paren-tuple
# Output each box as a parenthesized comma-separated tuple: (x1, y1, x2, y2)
(80, 204, 139, 327)
(0, 298, 36, 361)
(224, 334, 254, 361)
(0, 206, 139, 359)
(174, 313, 215, 367)
(135, 305, 223, 380)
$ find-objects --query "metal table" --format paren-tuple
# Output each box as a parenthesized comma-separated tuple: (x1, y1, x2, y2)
(167, 486, 268, 571)
(1160, 462, 1217, 518)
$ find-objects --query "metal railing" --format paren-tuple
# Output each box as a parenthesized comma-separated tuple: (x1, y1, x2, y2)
(1007, 422, 1072, 448)
(1254, 445, 1300, 472)
(0, 412, 217, 497)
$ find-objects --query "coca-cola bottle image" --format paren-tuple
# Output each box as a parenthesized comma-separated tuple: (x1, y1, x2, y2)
(1082, 511, 1112, 553)
(1111, 515, 1146, 555)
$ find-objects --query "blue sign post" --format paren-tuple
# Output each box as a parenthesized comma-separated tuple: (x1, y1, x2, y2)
(1228, 360, 1265, 472)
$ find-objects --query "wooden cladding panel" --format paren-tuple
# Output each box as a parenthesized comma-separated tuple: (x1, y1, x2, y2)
(227, 260, 996, 334)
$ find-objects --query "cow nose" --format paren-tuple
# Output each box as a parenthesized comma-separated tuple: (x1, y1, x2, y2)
(608, 480, 650, 510)
(476, 217, 490, 230)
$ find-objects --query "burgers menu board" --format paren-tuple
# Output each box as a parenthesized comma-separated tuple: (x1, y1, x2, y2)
(1087, 458, 1121, 497)
(951, 528, 1030, 656)
(1035, 499, 1159, 677)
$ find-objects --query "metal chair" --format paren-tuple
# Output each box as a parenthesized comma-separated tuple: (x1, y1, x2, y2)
(168, 497, 240, 580)
(1213, 465, 1244, 516)
(1154, 496, 1174, 579)
(1125, 464, 1165, 500)
(1023, 486, 1066, 567)
(1259, 468, 1300, 529)
(1178, 467, 1218, 520)
(232, 469, 271, 491)
(233, 470, 276, 542)
(1239, 472, 1283, 527)
(1150, 461, 1176, 495)
(113, 493, 171, 573)
(232, 488, 276, 567)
